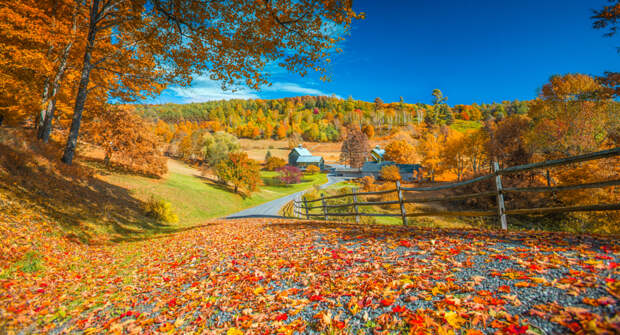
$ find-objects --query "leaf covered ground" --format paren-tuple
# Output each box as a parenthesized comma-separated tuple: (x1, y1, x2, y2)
(1, 205, 619, 334)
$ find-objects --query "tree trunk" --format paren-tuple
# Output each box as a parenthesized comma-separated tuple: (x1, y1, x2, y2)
(61, 0, 99, 165)
(0, 114, 3, 126)
(38, 8, 76, 142)
(104, 153, 111, 166)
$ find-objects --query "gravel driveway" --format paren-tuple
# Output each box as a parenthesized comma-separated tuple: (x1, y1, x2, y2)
(225, 174, 350, 219)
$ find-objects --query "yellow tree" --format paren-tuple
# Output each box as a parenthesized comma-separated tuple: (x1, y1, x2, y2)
(60, 0, 362, 165)
(384, 140, 417, 164)
(463, 129, 488, 175)
(528, 74, 615, 158)
(441, 131, 468, 181)
(418, 132, 442, 182)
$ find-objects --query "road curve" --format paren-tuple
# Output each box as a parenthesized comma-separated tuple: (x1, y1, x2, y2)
(224, 175, 349, 219)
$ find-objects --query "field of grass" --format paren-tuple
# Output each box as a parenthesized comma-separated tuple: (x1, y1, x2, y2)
(450, 119, 483, 133)
(103, 161, 328, 229)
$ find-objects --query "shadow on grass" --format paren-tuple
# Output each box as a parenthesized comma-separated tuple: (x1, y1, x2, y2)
(0, 134, 199, 245)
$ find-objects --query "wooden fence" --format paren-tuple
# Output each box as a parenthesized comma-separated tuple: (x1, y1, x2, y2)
(293, 147, 620, 230)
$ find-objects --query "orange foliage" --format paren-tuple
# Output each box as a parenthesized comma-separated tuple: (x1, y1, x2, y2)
(86, 105, 167, 177)
(384, 139, 416, 164)
(216, 152, 261, 195)
(264, 157, 287, 171)
(380, 165, 401, 181)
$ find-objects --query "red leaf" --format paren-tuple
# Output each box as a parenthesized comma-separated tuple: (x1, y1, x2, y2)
(380, 298, 394, 307)
(275, 313, 288, 321)
(504, 324, 528, 334)
(399, 240, 412, 248)
(392, 305, 406, 313)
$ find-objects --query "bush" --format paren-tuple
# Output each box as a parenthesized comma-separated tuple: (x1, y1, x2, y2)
(277, 165, 302, 184)
(305, 164, 320, 174)
(358, 176, 375, 192)
(380, 165, 401, 181)
(144, 196, 178, 223)
(264, 156, 287, 171)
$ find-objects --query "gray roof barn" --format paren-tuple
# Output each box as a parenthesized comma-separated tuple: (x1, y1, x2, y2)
(288, 144, 324, 169)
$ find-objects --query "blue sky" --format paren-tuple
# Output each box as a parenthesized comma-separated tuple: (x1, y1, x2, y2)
(150, 0, 618, 106)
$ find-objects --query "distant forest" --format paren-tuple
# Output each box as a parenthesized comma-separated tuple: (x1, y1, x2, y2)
(135, 93, 530, 142)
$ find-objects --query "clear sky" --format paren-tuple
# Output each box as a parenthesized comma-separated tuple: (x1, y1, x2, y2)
(150, 0, 619, 106)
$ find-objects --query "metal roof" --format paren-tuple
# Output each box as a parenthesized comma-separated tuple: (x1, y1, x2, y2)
(291, 145, 312, 156)
(371, 145, 385, 160)
(296, 156, 323, 163)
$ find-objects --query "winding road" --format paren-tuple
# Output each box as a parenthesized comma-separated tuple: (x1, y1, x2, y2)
(225, 174, 349, 219)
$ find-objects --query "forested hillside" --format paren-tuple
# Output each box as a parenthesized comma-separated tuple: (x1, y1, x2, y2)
(135, 93, 530, 142)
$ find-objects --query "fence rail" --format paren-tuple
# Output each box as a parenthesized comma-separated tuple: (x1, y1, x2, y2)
(294, 147, 620, 230)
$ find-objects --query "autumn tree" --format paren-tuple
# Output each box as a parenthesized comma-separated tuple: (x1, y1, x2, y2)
(383, 140, 417, 164)
(418, 132, 442, 182)
(86, 105, 167, 176)
(487, 115, 532, 168)
(463, 129, 488, 174)
(362, 124, 375, 139)
(200, 132, 240, 167)
(216, 152, 261, 195)
(0, 0, 80, 133)
(57, 0, 361, 164)
(592, 0, 619, 51)
(340, 126, 370, 168)
(380, 165, 401, 181)
(441, 131, 468, 181)
(264, 156, 287, 171)
(528, 74, 617, 158)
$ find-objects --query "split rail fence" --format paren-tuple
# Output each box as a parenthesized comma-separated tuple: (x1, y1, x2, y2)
(293, 147, 620, 230)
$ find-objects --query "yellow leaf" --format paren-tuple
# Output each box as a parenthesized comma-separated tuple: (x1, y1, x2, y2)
(253, 286, 265, 295)
(227, 327, 244, 335)
(444, 311, 463, 329)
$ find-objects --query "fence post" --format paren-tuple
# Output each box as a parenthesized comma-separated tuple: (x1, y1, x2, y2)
(303, 197, 310, 220)
(321, 193, 328, 221)
(352, 188, 360, 224)
(493, 162, 508, 230)
(396, 180, 407, 225)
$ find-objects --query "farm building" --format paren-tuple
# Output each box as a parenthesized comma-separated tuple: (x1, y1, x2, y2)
(334, 145, 422, 181)
(361, 161, 422, 181)
(288, 144, 325, 170)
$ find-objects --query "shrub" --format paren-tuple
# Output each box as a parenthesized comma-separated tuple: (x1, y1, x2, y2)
(305, 164, 320, 174)
(264, 156, 286, 171)
(277, 165, 302, 184)
(358, 176, 375, 192)
(144, 196, 178, 223)
(380, 165, 401, 181)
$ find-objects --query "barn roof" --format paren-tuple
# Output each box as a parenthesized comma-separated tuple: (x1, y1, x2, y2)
(296, 156, 323, 163)
(291, 144, 312, 156)
(371, 145, 385, 160)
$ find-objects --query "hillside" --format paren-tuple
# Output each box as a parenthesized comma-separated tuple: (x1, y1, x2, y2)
(0, 128, 327, 243)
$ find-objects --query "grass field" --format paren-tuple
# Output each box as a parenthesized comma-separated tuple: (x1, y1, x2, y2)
(450, 119, 483, 133)
(103, 160, 328, 229)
